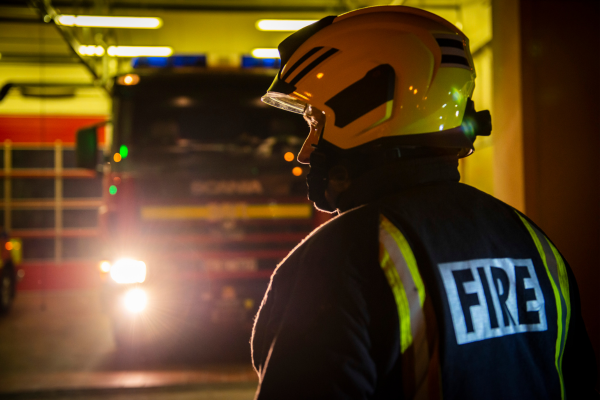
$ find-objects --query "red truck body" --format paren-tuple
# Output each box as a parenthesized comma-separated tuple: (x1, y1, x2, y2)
(96, 68, 327, 348)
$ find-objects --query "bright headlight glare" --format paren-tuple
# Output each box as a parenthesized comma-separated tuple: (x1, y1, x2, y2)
(109, 258, 147, 284)
(99, 260, 111, 273)
(123, 288, 147, 313)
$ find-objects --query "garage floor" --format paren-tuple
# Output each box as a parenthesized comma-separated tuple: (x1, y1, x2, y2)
(0, 290, 258, 399)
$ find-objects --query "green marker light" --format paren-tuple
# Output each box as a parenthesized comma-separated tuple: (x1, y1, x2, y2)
(109, 185, 118, 195)
(119, 145, 129, 159)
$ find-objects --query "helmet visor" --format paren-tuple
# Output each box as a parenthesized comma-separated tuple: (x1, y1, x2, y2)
(261, 92, 307, 114)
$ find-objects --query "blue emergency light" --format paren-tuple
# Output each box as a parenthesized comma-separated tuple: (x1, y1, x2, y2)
(131, 55, 280, 69)
(132, 55, 207, 69)
(241, 56, 281, 69)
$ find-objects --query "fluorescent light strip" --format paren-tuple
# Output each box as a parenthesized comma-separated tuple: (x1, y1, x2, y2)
(78, 45, 105, 56)
(57, 15, 163, 29)
(256, 19, 317, 31)
(251, 48, 280, 59)
(107, 46, 173, 57)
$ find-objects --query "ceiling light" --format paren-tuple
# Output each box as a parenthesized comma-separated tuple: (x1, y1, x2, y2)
(78, 45, 105, 56)
(107, 46, 173, 57)
(256, 19, 317, 31)
(251, 48, 280, 58)
(56, 15, 162, 29)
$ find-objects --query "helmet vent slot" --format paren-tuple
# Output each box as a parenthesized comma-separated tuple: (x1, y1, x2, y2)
(435, 38, 464, 50)
(441, 55, 470, 67)
(288, 48, 339, 86)
(281, 46, 323, 81)
(435, 35, 471, 70)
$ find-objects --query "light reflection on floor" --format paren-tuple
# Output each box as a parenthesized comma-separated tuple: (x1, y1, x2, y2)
(0, 290, 257, 398)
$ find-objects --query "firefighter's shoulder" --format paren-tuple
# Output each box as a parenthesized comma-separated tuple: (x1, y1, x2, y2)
(273, 204, 380, 278)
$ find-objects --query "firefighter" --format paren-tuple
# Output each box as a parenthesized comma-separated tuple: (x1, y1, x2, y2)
(251, 6, 597, 399)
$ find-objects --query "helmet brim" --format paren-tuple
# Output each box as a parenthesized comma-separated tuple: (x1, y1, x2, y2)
(261, 92, 307, 114)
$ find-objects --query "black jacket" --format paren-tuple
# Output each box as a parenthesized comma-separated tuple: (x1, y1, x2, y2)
(251, 157, 597, 399)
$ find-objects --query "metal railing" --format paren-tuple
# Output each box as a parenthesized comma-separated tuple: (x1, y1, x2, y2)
(1, 140, 101, 263)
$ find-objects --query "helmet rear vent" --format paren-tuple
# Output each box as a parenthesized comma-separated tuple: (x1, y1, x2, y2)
(436, 38, 464, 50)
(434, 34, 471, 70)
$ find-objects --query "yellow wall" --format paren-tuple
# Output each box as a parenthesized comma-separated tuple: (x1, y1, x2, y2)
(0, 64, 110, 116)
(451, 0, 495, 196)
(460, 45, 494, 196)
(490, 0, 524, 212)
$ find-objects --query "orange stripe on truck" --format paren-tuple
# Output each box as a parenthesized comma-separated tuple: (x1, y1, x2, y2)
(140, 203, 313, 221)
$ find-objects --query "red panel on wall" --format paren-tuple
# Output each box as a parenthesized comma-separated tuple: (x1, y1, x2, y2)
(0, 115, 107, 144)
(16, 262, 102, 291)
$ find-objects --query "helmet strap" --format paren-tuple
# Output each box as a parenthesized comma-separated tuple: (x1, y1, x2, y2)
(307, 147, 335, 212)
(307, 138, 462, 213)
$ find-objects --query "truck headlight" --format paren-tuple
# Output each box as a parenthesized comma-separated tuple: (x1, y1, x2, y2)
(99, 260, 111, 273)
(109, 258, 147, 284)
(123, 288, 147, 313)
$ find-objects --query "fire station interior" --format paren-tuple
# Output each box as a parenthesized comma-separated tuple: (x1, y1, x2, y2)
(0, 0, 597, 398)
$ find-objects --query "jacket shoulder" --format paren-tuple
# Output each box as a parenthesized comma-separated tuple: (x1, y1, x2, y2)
(286, 204, 381, 264)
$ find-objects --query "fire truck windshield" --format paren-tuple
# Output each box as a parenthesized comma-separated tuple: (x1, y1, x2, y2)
(113, 70, 307, 153)
(110, 70, 309, 199)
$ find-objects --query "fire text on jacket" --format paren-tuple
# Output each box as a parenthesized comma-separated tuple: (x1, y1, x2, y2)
(438, 258, 547, 345)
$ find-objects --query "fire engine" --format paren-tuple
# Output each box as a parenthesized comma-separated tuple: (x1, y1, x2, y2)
(76, 57, 327, 348)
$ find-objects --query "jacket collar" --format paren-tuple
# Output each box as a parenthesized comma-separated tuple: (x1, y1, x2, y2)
(335, 156, 461, 213)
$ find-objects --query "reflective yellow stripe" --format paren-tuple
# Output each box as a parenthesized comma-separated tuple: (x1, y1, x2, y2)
(379, 215, 426, 351)
(141, 203, 312, 220)
(380, 244, 413, 353)
(516, 212, 570, 400)
(379, 214, 440, 399)
(549, 240, 571, 377)
(379, 214, 433, 399)
(380, 216, 426, 307)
